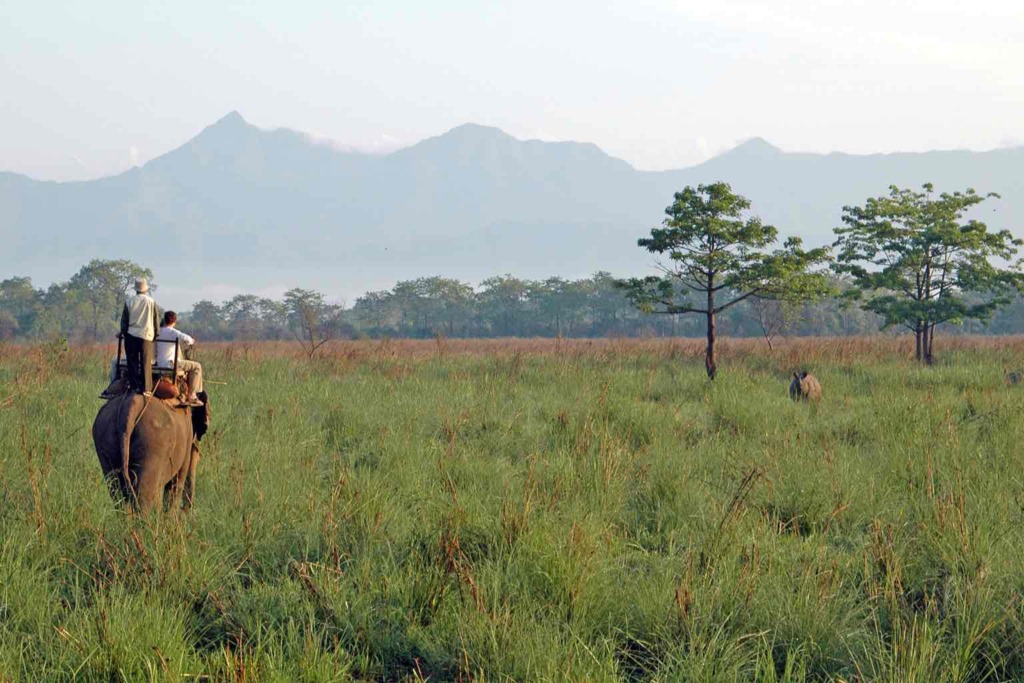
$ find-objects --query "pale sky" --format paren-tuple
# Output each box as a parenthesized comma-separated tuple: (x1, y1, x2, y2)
(2, 0, 1022, 180)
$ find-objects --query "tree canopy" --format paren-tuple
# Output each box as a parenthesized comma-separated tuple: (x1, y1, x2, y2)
(617, 182, 832, 377)
(283, 288, 343, 358)
(833, 184, 1024, 362)
(70, 259, 154, 339)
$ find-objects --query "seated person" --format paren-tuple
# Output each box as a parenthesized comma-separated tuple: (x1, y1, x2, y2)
(156, 311, 204, 406)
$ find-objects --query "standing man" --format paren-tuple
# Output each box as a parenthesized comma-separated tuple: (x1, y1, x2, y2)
(156, 311, 205, 406)
(120, 278, 159, 395)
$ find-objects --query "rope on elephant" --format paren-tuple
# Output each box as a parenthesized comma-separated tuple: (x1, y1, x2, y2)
(116, 394, 127, 439)
(116, 391, 153, 433)
(134, 393, 153, 429)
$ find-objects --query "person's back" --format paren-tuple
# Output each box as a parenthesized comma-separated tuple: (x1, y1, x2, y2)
(156, 311, 204, 406)
(124, 292, 158, 341)
(155, 324, 193, 368)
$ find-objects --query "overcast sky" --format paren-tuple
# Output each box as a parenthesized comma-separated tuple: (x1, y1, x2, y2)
(3, 0, 1022, 180)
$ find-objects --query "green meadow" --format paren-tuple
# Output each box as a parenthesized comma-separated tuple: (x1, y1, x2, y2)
(2, 338, 1024, 682)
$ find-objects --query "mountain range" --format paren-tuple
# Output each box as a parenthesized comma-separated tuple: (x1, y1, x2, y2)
(2, 112, 1023, 307)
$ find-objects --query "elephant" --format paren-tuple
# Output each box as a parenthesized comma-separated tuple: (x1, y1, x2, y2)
(93, 390, 210, 513)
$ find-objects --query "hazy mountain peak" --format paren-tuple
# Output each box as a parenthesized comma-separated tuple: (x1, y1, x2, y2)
(414, 123, 518, 151)
(191, 110, 254, 143)
(140, 110, 263, 174)
(214, 110, 248, 127)
(391, 123, 521, 163)
(392, 122, 633, 174)
(443, 122, 515, 139)
(728, 136, 781, 156)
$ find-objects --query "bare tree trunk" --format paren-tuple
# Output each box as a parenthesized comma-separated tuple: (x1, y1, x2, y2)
(705, 309, 717, 379)
(914, 320, 923, 362)
(925, 321, 936, 364)
(705, 280, 717, 379)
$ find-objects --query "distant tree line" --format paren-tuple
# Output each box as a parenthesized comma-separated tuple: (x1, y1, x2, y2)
(339, 273, 888, 340)
(6, 261, 1024, 345)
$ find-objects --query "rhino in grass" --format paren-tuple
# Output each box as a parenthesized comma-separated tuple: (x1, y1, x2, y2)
(789, 371, 822, 402)
(92, 391, 210, 513)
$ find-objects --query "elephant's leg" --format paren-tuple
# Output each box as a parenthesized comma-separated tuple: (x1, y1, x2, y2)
(165, 457, 190, 513)
(161, 475, 177, 513)
(122, 469, 142, 509)
(103, 471, 125, 504)
(164, 477, 183, 513)
(98, 448, 128, 504)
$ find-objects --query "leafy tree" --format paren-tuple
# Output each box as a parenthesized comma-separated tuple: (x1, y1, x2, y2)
(587, 271, 635, 335)
(532, 277, 590, 336)
(222, 295, 260, 339)
(30, 282, 90, 340)
(0, 277, 42, 334)
(222, 295, 285, 340)
(617, 182, 832, 378)
(419, 277, 475, 336)
(283, 288, 342, 358)
(0, 311, 18, 340)
(833, 184, 1024, 363)
(389, 280, 425, 334)
(478, 275, 532, 336)
(353, 291, 394, 337)
(386, 278, 469, 337)
(186, 300, 226, 339)
(749, 297, 796, 350)
(67, 259, 153, 340)
(256, 298, 289, 339)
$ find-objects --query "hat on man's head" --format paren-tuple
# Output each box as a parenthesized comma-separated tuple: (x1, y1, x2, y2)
(134, 278, 149, 293)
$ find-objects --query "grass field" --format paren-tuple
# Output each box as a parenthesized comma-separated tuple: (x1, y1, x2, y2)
(2, 337, 1024, 681)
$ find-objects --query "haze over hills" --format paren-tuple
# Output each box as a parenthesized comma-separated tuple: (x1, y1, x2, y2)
(2, 112, 1022, 308)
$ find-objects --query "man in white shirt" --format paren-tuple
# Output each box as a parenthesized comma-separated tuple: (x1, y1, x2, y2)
(156, 310, 204, 406)
(119, 278, 159, 394)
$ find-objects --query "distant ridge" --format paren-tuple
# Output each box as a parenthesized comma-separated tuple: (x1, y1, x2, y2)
(2, 112, 1023, 302)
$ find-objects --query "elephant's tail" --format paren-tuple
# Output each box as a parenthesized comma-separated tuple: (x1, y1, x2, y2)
(118, 393, 148, 495)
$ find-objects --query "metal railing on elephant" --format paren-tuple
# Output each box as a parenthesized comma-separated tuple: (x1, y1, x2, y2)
(116, 334, 181, 383)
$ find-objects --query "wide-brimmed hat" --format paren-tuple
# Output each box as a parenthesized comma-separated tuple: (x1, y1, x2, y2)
(134, 278, 149, 293)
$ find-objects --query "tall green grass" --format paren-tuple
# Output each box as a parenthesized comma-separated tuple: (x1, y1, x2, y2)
(1, 339, 1024, 681)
